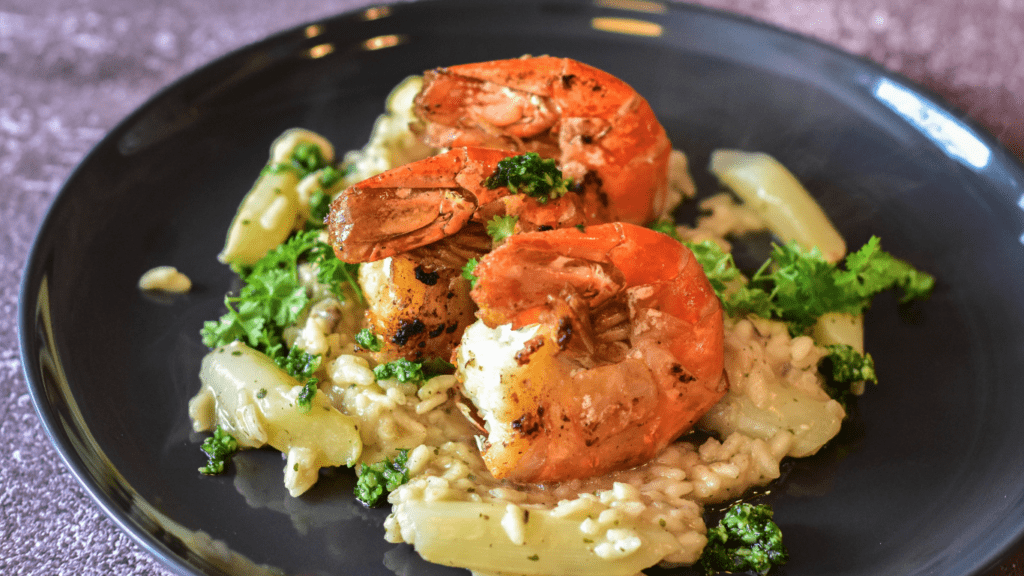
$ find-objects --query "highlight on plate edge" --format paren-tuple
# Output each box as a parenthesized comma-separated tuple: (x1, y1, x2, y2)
(138, 55, 934, 576)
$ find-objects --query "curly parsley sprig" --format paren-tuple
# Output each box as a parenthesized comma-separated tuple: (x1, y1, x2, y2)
(461, 258, 480, 288)
(485, 214, 519, 244)
(201, 229, 361, 404)
(686, 236, 934, 334)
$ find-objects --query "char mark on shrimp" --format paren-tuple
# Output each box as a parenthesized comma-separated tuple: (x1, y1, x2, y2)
(670, 363, 697, 383)
(414, 265, 440, 285)
(514, 336, 546, 366)
(392, 318, 426, 346)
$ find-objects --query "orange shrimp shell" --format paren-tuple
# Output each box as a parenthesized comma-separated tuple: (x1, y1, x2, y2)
(465, 223, 726, 483)
(415, 56, 671, 225)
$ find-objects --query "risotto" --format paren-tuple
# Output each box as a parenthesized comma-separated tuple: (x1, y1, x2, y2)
(192, 241, 838, 572)
(187, 64, 929, 576)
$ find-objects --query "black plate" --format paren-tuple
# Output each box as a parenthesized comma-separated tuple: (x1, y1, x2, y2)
(20, 1, 1024, 575)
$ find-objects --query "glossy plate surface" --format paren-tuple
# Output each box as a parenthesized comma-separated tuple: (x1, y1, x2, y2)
(20, 1, 1024, 575)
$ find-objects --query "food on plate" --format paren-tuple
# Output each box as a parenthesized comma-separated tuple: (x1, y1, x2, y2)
(327, 146, 608, 263)
(199, 228, 363, 378)
(414, 55, 672, 224)
(460, 223, 725, 483)
(190, 341, 361, 497)
(700, 315, 845, 458)
(357, 252, 479, 362)
(137, 265, 192, 293)
(196, 426, 238, 475)
(699, 502, 788, 575)
(329, 146, 611, 360)
(187, 56, 934, 576)
(708, 149, 846, 263)
(219, 128, 340, 266)
(391, 495, 682, 575)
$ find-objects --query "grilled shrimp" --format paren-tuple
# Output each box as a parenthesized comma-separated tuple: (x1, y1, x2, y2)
(414, 56, 672, 225)
(329, 146, 608, 361)
(456, 223, 726, 483)
(358, 252, 478, 362)
(327, 146, 609, 264)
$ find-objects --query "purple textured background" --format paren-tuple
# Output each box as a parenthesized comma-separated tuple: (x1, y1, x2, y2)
(2, 0, 1022, 574)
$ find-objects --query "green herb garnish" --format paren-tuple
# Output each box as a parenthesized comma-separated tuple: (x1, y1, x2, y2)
(686, 237, 934, 334)
(649, 218, 683, 241)
(483, 152, 571, 204)
(462, 258, 480, 288)
(198, 426, 239, 475)
(355, 449, 410, 506)
(201, 230, 360, 405)
(290, 142, 330, 175)
(308, 189, 332, 227)
(356, 328, 384, 352)
(373, 358, 426, 384)
(486, 214, 519, 243)
(699, 503, 788, 575)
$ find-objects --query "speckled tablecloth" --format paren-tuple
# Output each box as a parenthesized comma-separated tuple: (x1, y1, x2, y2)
(2, 1, 1022, 575)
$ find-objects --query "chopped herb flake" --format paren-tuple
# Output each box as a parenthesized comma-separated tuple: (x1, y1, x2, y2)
(699, 503, 788, 575)
(462, 258, 479, 288)
(373, 358, 426, 384)
(483, 152, 571, 204)
(296, 378, 318, 413)
(308, 189, 332, 227)
(356, 328, 384, 352)
(355, 449, 410, 506)
(198, 426, 238, 475)
(290, 142, 329, 176)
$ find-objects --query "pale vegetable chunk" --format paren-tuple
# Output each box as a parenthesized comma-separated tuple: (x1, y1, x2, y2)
(268, 128, 335, 166)
(391, 500, 679, 576)
(295, 166, 346, 224)
(700, 388, 845, 458)
(709, 150, 846, 263)
(219, 128, 335, 266)
(138, 266, 191, 293)
(189, 341, 361, 496)
(813, 311, 865, 353)
(700, 318, 845, 458)
(218, 168, 299, 266)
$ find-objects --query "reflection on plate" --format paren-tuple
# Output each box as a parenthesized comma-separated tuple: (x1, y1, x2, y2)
(20, 1, 1024, 575)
